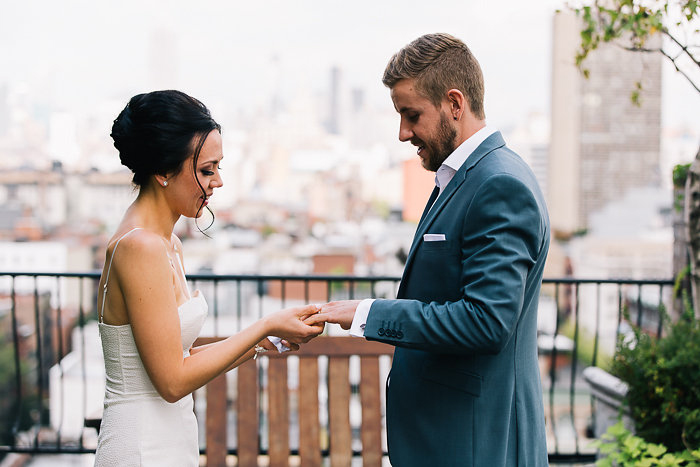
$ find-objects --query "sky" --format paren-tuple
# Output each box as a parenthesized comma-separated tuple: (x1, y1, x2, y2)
(0, 0, 698, 132)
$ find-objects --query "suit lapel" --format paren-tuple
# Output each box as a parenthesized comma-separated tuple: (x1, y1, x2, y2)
(400, 176, 465, 290)
(417, 186, 439, 226)
(398, 132, 507, 297)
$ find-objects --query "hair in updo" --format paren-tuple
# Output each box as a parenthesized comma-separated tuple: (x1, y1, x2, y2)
(111, 90, 221, 187)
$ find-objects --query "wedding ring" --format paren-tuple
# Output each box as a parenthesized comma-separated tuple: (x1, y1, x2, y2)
(253, 344, 268, 360)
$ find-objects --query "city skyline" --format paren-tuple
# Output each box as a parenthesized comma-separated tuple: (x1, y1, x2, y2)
(0, 4, 697, 463)
(1, 0, 697, 139)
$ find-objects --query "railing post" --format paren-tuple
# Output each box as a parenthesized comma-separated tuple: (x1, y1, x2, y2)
(205, 373, 227, 467)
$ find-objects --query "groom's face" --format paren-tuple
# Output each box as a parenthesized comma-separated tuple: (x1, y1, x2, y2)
(391, 78, 457, 172)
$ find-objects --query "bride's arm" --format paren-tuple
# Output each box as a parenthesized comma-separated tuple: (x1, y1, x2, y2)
(190, 336, 302, 373)
(188, 344, 254, 370)
(114, 233, 321, 403)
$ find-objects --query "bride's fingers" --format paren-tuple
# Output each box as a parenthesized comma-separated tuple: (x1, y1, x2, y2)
(292, 304, 321, 319)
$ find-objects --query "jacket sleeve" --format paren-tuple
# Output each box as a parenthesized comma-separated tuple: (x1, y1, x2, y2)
(364, 172, 547, 355)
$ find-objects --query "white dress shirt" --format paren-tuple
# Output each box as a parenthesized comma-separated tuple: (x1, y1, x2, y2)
(349, 126, 497, 337)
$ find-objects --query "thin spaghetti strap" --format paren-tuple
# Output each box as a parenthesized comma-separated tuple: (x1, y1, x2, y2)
(171, 234, 191, 298)
(99, 228, 143, 323)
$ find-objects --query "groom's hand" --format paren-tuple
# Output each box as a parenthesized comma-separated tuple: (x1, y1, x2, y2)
(304, 300, 361, 330)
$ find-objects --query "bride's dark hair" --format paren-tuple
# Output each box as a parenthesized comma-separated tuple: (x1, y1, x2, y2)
(111, 90, 221, 231)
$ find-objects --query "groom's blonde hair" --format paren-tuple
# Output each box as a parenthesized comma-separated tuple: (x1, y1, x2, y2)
(382, 33, 485, 120)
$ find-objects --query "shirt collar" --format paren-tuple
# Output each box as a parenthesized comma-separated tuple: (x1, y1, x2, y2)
(434, 165, 454, 189)
(441, 125, 497, 172)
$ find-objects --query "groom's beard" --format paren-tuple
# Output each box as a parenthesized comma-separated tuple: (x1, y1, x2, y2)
(419, 111, 458, 172)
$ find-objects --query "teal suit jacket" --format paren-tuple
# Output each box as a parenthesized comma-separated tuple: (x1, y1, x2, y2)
(366, 132, 549, 466)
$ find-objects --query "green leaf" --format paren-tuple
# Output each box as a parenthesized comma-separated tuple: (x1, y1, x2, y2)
(631, 89, 641, 106)
(623, 434, 643, 451)
(609, 420, 628, 437)
(663, 452, 686, 465)
(590, 439, 603, 448)
(600, 442, 619, 454)
(646, 443, 668, 457)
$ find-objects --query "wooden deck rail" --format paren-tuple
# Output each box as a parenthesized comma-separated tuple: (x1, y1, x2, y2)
(194, 336, 394, 467)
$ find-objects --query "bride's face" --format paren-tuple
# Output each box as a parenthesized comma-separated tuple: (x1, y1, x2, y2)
(167, 130, 224, 218)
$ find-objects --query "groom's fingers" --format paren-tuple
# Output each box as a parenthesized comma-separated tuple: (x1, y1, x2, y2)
(282, 340, 300, 351)
(308, 321, 325, 333)
(304, 313, 329, 326)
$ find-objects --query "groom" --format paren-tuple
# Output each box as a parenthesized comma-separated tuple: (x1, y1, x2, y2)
(307, 33, 550, 466)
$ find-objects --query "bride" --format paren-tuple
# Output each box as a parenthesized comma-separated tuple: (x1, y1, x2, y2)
(94, 90, 323, 466)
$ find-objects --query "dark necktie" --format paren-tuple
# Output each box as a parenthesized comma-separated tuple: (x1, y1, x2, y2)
(417, 185, 439, 227)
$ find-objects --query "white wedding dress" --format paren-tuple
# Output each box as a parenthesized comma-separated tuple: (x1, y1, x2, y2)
(94, 229, 208, 466)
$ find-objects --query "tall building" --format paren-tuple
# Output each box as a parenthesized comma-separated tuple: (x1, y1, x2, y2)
(509, 112, 550, 200)
(549, 10, 662, 235)
(325, 66, 341, 135)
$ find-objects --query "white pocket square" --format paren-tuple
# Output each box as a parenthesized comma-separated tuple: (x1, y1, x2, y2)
(423, 234, 446, 242)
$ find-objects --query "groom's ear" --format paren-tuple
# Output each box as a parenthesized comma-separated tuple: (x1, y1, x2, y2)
(445, 88, 467, 121)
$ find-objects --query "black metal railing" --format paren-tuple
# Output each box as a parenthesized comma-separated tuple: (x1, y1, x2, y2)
(0, 272, 674, 463)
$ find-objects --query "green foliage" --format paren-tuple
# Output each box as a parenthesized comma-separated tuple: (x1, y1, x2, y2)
(0, 335, 19, 444)
(571, 0, 700, 101)
(0, 333, 38, 445)
(674, 265, 692, 300)
(575, 0, 667, 61)
(574, 0, 667, 103)
(674, 163, 691, 213)
(592, 421, 700, 466)
(610, 304, 700, 451)
(674, 163, 692, 189)
(260, 224, 277, 237)
(371, 199, 391, 219)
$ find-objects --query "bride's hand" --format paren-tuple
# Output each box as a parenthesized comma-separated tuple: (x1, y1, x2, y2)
(263, 304, 324, 344)
(259, 337, 300, 352)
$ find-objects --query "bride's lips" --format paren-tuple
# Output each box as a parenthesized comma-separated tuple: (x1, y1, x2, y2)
(200, 194, 212, 206)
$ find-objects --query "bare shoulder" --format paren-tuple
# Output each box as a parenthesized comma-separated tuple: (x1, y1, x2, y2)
(171, 234, 184, 253)
(112, 229, 165, 257)
(110, 230, 170, 277)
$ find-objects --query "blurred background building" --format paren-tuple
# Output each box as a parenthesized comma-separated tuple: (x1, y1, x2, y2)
(0, 1, 697, 464)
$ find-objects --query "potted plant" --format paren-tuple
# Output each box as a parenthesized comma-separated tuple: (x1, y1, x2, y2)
(592, 421, 700, 466)
(589, 299, 700, 464)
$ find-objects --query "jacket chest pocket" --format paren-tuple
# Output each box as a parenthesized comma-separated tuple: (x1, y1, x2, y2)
(405, 238, 461, 302)
(420, 238, 454, 253)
